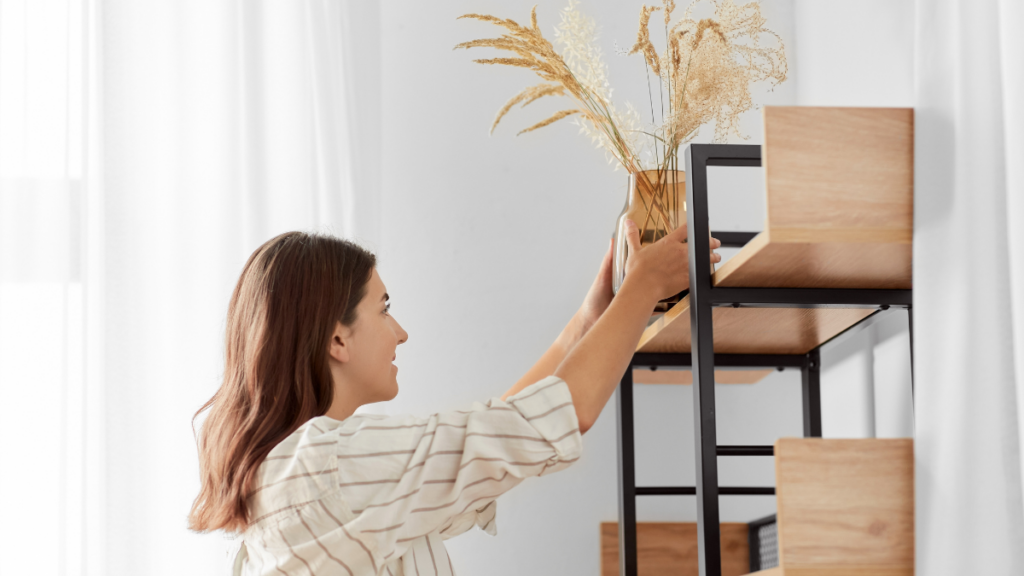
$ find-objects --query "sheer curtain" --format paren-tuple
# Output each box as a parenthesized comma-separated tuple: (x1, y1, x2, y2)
(0, 1, 378, 574)
(915, 0, 1024, 572)
(0, 1, 98, 574)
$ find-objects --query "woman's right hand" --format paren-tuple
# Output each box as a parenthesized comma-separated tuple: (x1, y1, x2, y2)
(621, 219, 722, 302)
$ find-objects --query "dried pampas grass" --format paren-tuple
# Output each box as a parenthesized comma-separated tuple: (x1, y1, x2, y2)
(455, 0, 787, 235)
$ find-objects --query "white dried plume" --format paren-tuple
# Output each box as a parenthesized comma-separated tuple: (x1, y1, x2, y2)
(554, 0, 612, 105)
(556, 0, 643, 169)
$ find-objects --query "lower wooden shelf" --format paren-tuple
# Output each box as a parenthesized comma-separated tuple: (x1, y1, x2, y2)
(744, 439, 914, 576)
(601, 522, 750, 576)
(747, 567, 905, 576)
(636, 295, 874, 355)
(768, 438, 914, 576)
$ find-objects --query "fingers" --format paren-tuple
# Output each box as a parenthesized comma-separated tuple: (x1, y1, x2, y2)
(709, 236, 722, 264)
(628, 223, 721, 262)
(623, 219, 640, 255)
(663, 223, 714, 246)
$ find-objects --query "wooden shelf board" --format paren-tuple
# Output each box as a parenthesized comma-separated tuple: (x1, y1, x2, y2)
(713, 231, 912, 289)
(601, 522, 750, 576)
(633, 367, 774, 385)
(774, 439, 914, 574)
(744, 569, 782, 576)
(636, 295, 874, 355)
(745, 565, 905, 569)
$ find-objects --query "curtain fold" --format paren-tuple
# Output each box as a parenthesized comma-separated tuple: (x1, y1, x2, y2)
(1000, 0, 1024, 529)
(1, 1, 375, 574)
(914, 0, 1024, 572)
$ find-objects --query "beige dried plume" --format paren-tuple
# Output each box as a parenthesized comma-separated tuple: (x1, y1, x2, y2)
(454, 2, 645, 177)
(518, 109, 582, 135)
(628, 5, 662, 76)
(652, 0, 788, 145)
(491, 83, 566, 134)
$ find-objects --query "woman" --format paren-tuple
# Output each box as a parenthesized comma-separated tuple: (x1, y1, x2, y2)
(189, 220, 721, 575)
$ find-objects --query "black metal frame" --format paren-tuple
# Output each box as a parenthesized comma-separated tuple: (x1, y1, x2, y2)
(615, 144, 914, 576)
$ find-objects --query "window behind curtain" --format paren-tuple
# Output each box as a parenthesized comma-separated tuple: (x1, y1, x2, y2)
(0, 0, 88, 574)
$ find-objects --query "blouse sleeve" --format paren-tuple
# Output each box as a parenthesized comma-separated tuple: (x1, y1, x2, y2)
(334, 375, 582, 564)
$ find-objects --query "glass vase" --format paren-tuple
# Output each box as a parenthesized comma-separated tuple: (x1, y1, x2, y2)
(612, 169, 688, 314)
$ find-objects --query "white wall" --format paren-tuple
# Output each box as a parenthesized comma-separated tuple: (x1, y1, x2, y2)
(373, 1, 914, 574)
(793, 0, 914, 108)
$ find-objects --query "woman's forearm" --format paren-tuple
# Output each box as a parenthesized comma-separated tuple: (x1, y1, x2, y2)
(502, 311, 586, 401)
(553, 279, 659, 434)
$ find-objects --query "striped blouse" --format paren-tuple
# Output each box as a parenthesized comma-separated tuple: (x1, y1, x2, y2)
(231, 375, 583, 575)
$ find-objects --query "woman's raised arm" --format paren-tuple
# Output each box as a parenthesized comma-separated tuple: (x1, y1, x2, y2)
(554, 220, 719, 433)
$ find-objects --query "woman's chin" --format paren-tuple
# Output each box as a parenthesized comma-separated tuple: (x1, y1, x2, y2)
(383, 364, 399, 399)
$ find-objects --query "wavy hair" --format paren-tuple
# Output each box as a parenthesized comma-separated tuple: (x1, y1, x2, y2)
(188, 231, 376, 533)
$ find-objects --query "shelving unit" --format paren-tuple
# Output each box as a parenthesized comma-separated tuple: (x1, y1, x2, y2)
(614, 107, 915, 576)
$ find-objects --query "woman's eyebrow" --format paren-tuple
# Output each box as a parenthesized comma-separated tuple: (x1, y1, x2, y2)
(381, 292, 389, 303)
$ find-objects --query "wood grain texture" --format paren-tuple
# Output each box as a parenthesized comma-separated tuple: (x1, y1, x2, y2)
(632, 368, 773, 385)
(779, 567, 911, 576)
(601, 522, 749, 576)
(774, 439, 913, 574)
(763, 107, 913, 234)
(713, 106, 913, 290)
(713, 232, 912, 289)
(744, 569, 782, 576)
(743, 567, 910, 576)
(635, 296, 874, 355)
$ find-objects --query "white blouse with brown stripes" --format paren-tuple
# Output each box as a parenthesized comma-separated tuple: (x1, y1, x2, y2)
(231, 375, 583, 576)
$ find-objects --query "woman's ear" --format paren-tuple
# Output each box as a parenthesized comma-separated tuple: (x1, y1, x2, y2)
(329, 321, 352, 364)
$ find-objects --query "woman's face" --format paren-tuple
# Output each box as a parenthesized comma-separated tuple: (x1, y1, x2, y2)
(331, 268, 408, 407)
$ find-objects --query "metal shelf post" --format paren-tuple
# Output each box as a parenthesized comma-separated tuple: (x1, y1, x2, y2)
(616, 366, 638, 576)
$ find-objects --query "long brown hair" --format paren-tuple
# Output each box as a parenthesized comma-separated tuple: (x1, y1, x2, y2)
(188, 231, 376, 533)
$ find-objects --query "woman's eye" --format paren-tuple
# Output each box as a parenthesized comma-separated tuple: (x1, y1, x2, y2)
(384, 303, 391, 315)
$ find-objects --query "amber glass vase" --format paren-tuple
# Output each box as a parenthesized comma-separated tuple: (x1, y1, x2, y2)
(612, 169, 688, 314)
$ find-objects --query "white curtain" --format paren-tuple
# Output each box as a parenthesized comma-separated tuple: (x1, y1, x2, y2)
(0, 1, 377, 574)
(0, 1, 98, 574)
(915, 0, 1024, 572)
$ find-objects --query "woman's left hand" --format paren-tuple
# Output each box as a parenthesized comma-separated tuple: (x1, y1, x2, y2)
(576, 237, 615, 336)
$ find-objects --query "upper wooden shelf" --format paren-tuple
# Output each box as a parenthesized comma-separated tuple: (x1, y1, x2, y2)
(637, 106, 913, 355)
(716, 106, 913, 290)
